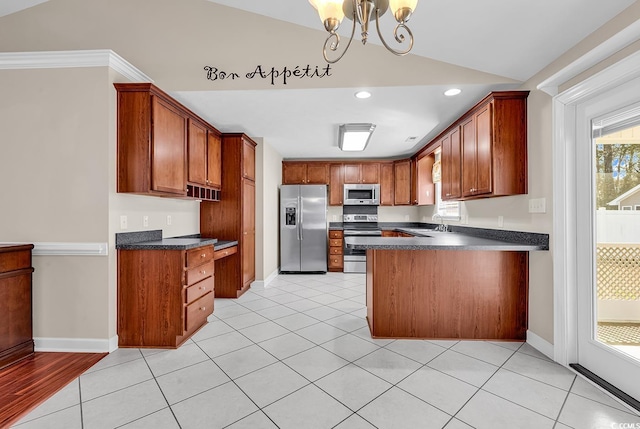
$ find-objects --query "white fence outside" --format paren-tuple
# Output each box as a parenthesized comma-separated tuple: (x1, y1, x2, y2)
(596, 210, 640, 323)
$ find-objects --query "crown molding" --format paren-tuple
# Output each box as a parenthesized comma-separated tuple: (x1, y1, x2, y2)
(537, 19, 640, 96)
(0, 49, 152, 82)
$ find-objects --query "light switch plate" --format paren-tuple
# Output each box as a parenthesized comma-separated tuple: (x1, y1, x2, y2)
(528, 198, 547, 213)
(120, 215, 128, 230)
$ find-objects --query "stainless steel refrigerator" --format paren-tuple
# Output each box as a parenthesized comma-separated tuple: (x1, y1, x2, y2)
(280, 185, 328, 273)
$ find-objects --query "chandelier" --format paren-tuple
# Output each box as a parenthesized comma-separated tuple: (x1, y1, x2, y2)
(308, 0, 418, 64)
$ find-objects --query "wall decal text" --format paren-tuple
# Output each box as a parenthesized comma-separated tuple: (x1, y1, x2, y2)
(204, 64, 333, 85)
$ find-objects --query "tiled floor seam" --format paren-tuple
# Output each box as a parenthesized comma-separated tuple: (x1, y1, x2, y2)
(140, 349, 184, 428)
(452, 346, 567, 427)
(551, 376, 577, 429)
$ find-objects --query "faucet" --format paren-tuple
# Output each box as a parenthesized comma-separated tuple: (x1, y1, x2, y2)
(431, 213, 449, 232)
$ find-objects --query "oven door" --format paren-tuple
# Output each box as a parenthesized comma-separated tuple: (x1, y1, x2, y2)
(343, 229, 381, 273)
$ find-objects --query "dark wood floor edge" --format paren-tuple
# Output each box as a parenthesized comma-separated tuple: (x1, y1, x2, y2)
(0, 352, 107, 428)
(569, 363, 640, 412)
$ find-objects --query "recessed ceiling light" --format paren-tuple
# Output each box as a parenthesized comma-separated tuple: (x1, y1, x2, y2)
(355, 90, 372, 99)
(444, 88, 462, 96)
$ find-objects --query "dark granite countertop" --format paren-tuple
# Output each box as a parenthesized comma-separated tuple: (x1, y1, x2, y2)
(116, 230, 218, 250)
(214, 240, 238, 250)
(345, 231, 546, 251)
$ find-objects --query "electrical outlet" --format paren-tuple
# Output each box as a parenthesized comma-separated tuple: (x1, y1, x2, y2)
(166, 215, 172, 226)
(143, 215, 149, 227)
(498, 215, 504, 228)
(120, 215, 128, 230)
(528, 198, 547, 213)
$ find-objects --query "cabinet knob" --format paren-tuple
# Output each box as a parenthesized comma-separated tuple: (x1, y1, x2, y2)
(200, 306, 206, 311)
(200, 270, 206, 274)
(199, 286, 205, 290)
(224, 251, 228, 255)
(201, 253, 206, 258)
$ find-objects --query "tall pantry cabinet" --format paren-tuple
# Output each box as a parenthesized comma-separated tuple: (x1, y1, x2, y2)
(200, 134, 256, 298)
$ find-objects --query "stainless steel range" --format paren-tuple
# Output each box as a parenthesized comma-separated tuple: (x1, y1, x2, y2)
(342, 208, 381, 273)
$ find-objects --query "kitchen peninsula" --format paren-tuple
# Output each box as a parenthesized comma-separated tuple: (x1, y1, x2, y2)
(346, 226, 548, 341)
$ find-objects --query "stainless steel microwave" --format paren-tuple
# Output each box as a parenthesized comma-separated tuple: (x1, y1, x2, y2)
(343, 184, 380, 205)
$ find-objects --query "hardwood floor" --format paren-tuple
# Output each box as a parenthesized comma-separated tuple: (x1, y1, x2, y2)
(0, 352, 106, 428)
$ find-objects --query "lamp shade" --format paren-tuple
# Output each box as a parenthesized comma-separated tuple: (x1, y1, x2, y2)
(309, 0, 345, 25)
(389, 0, 418, 13)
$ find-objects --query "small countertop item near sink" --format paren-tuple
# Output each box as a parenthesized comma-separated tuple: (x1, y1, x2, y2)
(115, 230, 218, 250)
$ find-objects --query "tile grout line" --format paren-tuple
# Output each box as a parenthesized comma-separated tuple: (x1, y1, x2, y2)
(139, 348, 184, 429)
(552, 376, 577, 429)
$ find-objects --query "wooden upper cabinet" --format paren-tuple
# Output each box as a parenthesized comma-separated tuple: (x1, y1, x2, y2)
(416, 153, 435, 206)
(282, 162, 329, 184)
(115, 83, 224, 199)
(343, 163, 380, 184)
(207, 132, 222, 189)
(329, 163, 344, 206)
(474, 103, 493, 196)
(379, 162, 394, 206)
(461, 116, 477, 198)
(441, 128, 462, 200)
(187, 119, 208, 187)
(150, 96, 187, 195)
(242, 137, 256, 181)
(361, 163, 380, 184)
(394, 159, 412, 205)
(306, 163, 329, 184)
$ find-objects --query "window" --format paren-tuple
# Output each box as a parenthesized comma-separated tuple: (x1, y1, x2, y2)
(622, 206, 633, 210)
(433, 148, 460, 220)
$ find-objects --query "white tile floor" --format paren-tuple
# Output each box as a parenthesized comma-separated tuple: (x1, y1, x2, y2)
(12, 273, 640, 429)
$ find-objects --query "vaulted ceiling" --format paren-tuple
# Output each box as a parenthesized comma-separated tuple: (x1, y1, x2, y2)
(1, 0, 637, 158)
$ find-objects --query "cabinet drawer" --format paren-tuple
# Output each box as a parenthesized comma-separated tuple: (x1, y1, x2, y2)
(329, 230, 343, 239)
(186, 276, 215, 303)
(185, 292, 214, 332)
(328, 256, 343, 268)
(329, 239, 342, 247)
(214, 245, 238, 261)
(329, 247, 343, 255)
(186, 260, 214, 286)
(0, 250, 31, 274)
(186, 246, 214, 268)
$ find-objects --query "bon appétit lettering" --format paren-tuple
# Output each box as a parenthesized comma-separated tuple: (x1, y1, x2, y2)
(204, 64, 332, 85)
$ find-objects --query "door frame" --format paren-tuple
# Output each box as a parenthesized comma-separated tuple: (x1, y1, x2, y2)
(549, 48, 640, 366)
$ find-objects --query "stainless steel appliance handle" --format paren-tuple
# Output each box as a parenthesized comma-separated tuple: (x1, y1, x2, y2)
(297, 196, 301, 241)
(300, 195, 304, 240)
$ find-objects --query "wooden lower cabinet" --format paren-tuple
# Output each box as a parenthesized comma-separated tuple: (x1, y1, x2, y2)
(366, 249, 528, 339)
(0, 244, 34, 369)
(117, 245, 215, 348)
(328, 230, 344, 272)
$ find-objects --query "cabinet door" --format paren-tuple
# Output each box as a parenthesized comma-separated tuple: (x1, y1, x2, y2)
(282, 162, 307, 184)
(306, 163, 329, 184)
(242, 179, 256, 288)
(329, 164, 344, 206)
(379, 162, 394, 206)
(343, 164, 361, 184)
(461, 116, 476, 198)
(151, 96, 187, 195)
(187, 120, 207, 186)
(416, 153, 435, 205)
(361, 163, 380, 184)
(242, 138, 256, 181)
(441, 129, 462, 200)
(474, 103, 493, 196)
(207, 132, 222, 189)
(394, 160, 412, 205)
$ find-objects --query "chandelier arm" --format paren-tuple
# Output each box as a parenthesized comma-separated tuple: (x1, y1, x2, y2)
(322, 6, 358, 64)
(374, 7, 414, 56)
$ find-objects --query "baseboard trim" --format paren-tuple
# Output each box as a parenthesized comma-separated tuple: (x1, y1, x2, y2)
(526, 330, 554, 359)
(252, 268, 279, 289)
(34, 336, 118, 353)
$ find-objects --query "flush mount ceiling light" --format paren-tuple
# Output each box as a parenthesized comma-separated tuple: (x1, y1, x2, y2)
(308, 0, 418, 64)
(355, 90, 372, 99)
(444, 88, 462, 96)
(339, 123, 376, 151)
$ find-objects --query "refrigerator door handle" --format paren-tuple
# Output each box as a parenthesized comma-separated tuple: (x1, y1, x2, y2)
(297, 196, 301, 240)
(300, 195, 304, 240)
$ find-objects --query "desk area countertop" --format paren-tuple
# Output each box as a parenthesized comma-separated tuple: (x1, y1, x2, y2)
(115, 230, 237, 251)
